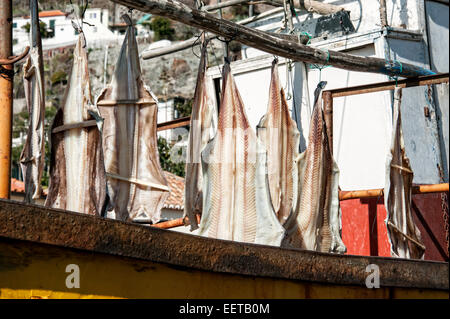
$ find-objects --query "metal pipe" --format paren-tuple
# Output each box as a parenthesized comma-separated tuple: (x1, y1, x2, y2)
(0, 0, 13, 199)
(326, 73, 449, 98)
(339, 183, 449, 201)
(151, 214, 201, 229)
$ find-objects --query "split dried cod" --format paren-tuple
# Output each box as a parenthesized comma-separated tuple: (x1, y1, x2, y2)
(257, 60, 300, 225)
(45, 34, 107, 216)
(384, 88, 425, 259)
(20, 0, 45, 203)
(97, 15, 169, 222)
(184, 40, 217, 231)
(198, 62, 285, 246)
(283, 83, 346, 253)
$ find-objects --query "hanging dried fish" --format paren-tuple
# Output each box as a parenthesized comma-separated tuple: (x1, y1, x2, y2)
(257, 59, 300, 225)
(97, 14, 169, 222)
(20, 0, 45, 203)
(45, 33, 107, 216)
(283, 82, 346, 253)
(183, 39, 217, 231)
(384, 87, 425, 259)
(198, 62, 285, 246)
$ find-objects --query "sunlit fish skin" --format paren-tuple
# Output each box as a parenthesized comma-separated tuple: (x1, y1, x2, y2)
(198, 62, 285, 246)
(283, 84, 346, 253)
(257, 60, 300, 226)
(20, 0, 45, 203)
(184, 40, 217, 231)
(384, 88, 425, 259)
(45, 34, 107, 216)
(97, 14, 169, 223)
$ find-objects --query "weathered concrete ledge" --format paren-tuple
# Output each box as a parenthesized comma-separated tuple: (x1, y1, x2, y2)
(0, 199, 448, 290)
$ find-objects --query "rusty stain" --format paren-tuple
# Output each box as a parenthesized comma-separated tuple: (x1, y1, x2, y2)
(0, 199, 448, 290)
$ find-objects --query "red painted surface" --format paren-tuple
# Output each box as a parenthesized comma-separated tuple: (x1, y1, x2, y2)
(340, 193, 449, 261)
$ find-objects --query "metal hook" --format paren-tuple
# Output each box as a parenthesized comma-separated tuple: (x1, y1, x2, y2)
(0, 46, 30, 66)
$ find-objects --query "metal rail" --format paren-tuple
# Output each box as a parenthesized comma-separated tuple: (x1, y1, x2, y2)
(321, 73, 449, 155)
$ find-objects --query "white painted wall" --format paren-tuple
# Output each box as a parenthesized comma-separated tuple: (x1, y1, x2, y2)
(13, 9, 120, 54)
(307, 45, 391, 191)
(157, 99, 175, 141)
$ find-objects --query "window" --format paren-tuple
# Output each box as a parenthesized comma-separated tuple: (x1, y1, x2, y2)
(12, 22, 17, 28)
(49, 19, 55, 32)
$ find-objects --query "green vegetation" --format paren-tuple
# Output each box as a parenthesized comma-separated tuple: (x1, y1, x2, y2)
(174, 97, 192, 118)
(12, 104, 58, 187)
(22, 21, 53, 38)
(158, 137, 185, 177)
(50, 70, 67, 86)
(149, 16, 175, 41)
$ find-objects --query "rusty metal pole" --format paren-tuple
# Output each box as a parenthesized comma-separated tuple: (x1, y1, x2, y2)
(322, 91, 333, 154)
(0, 0, 13, 199)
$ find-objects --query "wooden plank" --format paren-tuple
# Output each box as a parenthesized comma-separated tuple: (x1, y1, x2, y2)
(379, 0, 388, 27)
(52, 120, 98, 133)
(96, 99, 155, 106)
(106, 172, 170, 191)
(111, 0, 435, 77)
(157, 116, 191, 131)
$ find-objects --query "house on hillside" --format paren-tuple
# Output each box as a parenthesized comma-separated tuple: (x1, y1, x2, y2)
(12, 8, 119, 54)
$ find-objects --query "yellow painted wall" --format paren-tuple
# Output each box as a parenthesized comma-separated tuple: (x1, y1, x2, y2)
(0, 240, 447, 299)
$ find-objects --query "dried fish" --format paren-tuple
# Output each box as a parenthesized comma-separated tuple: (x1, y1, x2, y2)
(257, 60, 300, 225)
(97, 15, 169, 222)
(184, 39, 217, 231)
(45, 33, 107, 216)
(20, 0, 45, 203)
(283, 82, 346, 253)
(198, 62, 285, 246)
(384, 88, 425, 259)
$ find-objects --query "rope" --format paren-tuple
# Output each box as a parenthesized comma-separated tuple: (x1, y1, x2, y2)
(387, 221, 427, 251)
(386, 59, 403, 85)
(300, 31, 312, 45)
(191, 32, 206, 58)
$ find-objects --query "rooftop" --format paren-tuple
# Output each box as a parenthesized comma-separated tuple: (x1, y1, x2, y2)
(38, 10, 66, 18)
(162, 171, 185, 211)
